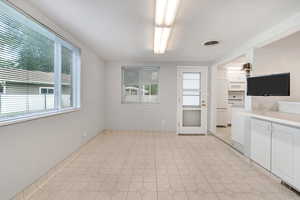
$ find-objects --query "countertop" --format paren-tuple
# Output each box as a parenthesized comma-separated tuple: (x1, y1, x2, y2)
(241, 110, 300, 128)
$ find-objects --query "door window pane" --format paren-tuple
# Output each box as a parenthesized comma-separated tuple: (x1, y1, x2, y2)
(61, 46, 73, 108)
(183, 110, 201, 127)
(183, 79, 200, 90)
(183, 73, 200, 80)
(182, 72, 201, 106)
(183, 90, 200, 95)
(183, 96, 200, 106)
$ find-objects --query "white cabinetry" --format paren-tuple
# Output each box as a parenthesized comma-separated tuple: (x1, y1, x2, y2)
(216, 78, 228, 127)
(250, 117, 300, 191)
(228, 82, 246, 91)
(272, 123, 295, 184)
(250, 118, 271, 170)
(216, 79, 228, 108)
(217, 108, 228, 127)
(231, 110, 244, 144)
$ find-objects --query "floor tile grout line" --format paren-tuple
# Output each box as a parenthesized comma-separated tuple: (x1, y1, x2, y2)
(173, 135, 190, 200)
(153, 132, 159, 200)
(185, 135, 223, 200)
(21, 131, 300, 200)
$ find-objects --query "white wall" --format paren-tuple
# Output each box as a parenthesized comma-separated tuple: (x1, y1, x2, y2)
(104, 61, 211, 132)
(252, 31, 300, 110)
(0, 1, 105, 199)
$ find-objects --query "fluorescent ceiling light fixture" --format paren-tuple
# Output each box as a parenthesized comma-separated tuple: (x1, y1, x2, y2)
(155, 0, 167, 26)
(164, 0, 180, 26)
(154, 27, 171, 54)
(154, 0, 179, 54)
(155, 0, 180, 26)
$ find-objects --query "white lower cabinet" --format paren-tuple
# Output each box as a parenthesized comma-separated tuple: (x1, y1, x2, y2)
(271, 123, 295, 184)
(250, 118, 300, 191)
(250, 118, 272, 170)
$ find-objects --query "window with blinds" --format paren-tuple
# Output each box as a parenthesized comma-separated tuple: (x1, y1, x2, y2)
(0, 1, 80, 122)
(122, 66, 159, 103)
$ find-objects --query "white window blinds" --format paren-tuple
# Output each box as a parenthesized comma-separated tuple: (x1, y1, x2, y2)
(0, 0, 80, 121)
(122, 66, 159, 103)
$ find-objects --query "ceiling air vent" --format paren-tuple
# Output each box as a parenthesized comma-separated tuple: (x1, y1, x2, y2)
(203, 40, 220, 46)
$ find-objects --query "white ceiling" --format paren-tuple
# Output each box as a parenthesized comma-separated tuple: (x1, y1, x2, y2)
(27, 0, 300, 62)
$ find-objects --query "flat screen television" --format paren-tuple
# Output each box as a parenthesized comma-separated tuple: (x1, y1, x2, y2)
(247, 73, 290, 96)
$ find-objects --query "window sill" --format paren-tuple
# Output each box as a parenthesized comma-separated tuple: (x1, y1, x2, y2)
(0, 108, 80, 128)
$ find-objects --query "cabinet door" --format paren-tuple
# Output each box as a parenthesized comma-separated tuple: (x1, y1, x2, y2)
(231, 111, 245, 145)
(272, 124, 295, 184)
(295, 131, 300, 191)
(250, 118, 271, 170)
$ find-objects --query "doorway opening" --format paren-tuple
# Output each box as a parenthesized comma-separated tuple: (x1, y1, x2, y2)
(215, 56, 248, 144)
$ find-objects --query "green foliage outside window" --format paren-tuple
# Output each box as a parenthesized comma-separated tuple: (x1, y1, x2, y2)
(0, 11, 71, 74)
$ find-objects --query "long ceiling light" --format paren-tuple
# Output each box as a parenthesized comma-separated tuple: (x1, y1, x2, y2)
(154, 27, 171, 54)
(154, 0, 180, 54)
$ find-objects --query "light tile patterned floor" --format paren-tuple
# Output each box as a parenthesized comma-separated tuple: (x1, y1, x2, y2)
(215, 127, 232, 145)
(29, 131, 300, 200)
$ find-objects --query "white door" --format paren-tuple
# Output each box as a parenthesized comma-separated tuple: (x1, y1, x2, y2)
(177, 67, 208, 134)
(250, 118, 272, 170)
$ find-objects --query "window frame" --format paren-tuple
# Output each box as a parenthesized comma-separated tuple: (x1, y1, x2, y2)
(121, 66, 160, 104)
(0, 0, 81, 126)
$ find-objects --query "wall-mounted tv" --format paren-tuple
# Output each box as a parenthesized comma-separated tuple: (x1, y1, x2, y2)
(247, 73, 290, 96)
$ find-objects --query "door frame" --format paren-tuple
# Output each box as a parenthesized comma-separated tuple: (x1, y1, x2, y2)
(177, 66, 208, 135)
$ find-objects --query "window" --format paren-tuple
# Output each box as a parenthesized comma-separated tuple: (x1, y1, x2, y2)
(182, 73, 201, 106)
(0, 1, 80, 122)
(122, 66, 159, 103)
(61, 46, 73, 108)
(39, 87, 54, 94)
